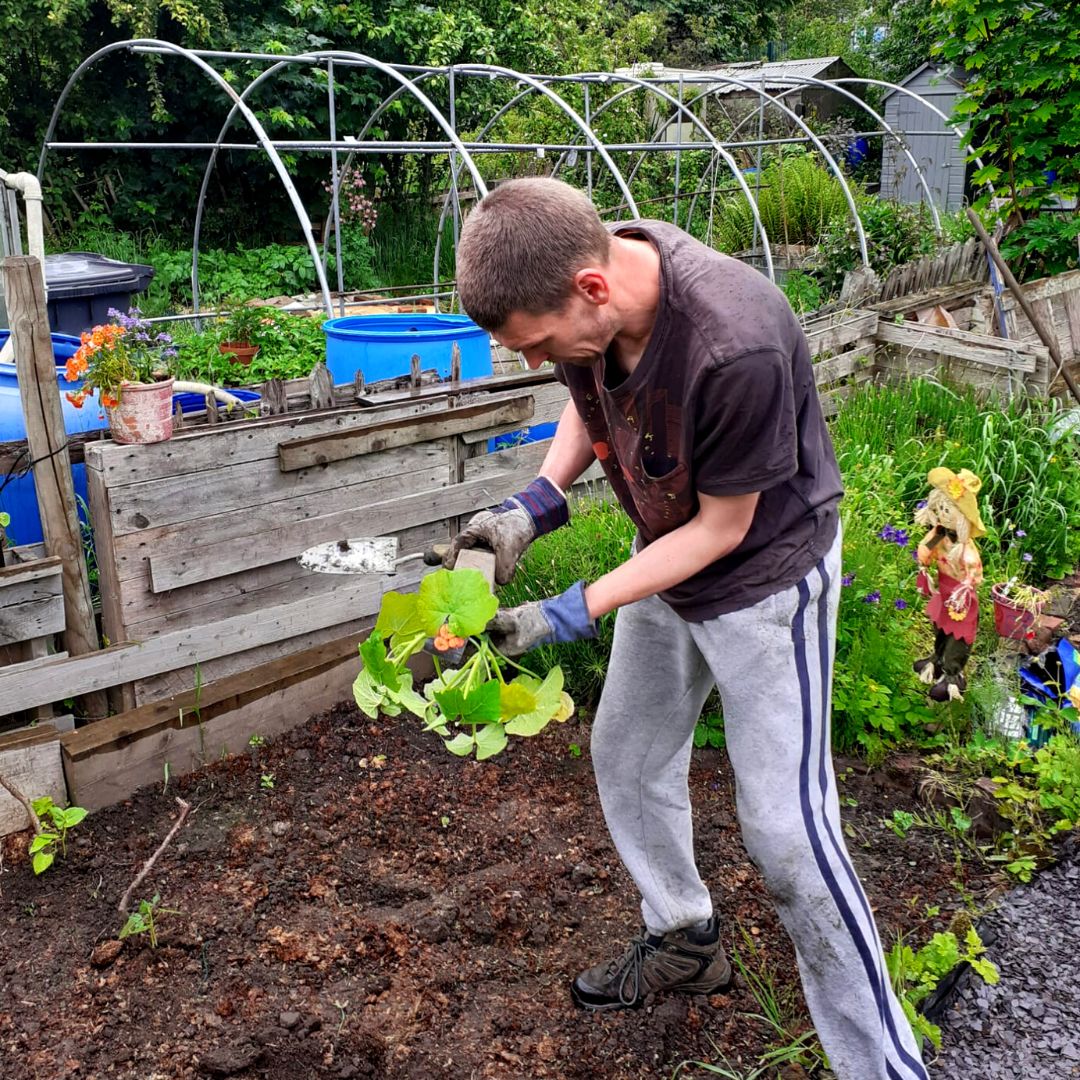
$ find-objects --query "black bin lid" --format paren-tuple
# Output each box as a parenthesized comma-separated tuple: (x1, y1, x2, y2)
(45, 252, 155, 300)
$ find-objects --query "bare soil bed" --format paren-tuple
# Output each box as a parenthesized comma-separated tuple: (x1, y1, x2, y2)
(1, 703, 1001, 1080)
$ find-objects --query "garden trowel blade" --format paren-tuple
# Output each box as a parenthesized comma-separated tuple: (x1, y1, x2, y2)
(298, 536, 399, 574)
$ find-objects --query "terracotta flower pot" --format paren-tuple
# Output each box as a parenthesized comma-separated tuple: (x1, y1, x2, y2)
(106, 378, 175, 445)
(219, 342, 260, 366)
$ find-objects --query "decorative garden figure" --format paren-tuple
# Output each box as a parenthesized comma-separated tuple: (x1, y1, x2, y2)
(914, 467, 986, 701)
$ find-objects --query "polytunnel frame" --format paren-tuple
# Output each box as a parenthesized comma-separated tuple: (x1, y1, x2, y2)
(35, 45, 987, 323)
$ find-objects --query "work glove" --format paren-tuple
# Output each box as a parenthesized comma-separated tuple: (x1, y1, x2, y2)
(443, 476, 568, 585)
(487, 581, 598, 658)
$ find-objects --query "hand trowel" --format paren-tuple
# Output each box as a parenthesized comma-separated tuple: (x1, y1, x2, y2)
(297, 536, 496, 586)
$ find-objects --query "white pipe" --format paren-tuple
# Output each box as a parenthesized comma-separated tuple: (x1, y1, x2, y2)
(0, 170, 46, 365)
(171, 381, 251, 410)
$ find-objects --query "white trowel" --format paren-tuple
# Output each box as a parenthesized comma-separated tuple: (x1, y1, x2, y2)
(298, 536, 496, 585)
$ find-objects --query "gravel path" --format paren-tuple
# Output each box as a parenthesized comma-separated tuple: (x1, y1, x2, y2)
(934, 837, 1080, 1079)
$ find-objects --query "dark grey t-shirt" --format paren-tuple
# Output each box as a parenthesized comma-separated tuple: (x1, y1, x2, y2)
(555, 219, 843, 620)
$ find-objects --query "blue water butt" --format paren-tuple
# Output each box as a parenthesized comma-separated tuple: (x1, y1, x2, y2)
(322, 313, 493, 385)
(0, 330, 110, 546)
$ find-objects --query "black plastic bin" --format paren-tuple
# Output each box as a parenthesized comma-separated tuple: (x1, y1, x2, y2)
(43, 252, 156, 335)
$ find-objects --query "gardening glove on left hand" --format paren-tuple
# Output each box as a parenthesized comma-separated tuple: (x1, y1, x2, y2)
(487, 581, 598, 658)
(444, 476, 569, 585)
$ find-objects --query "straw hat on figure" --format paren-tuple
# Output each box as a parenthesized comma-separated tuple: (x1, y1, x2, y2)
(914, 468, 986, 702)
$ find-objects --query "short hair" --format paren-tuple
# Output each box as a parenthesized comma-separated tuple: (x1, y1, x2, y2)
(455, 178, 611, 331)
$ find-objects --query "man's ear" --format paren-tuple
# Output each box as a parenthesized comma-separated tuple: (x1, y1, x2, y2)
(573, 267, 610, 306)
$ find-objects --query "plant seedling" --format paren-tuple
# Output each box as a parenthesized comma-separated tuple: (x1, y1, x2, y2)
(248, 734, 266, 749)
(119, 893, 180, 949)
(28, 797, 88, 875)
(260, 773, 275, 790)
(886, 809, 916, 839)
(353, 568, 574, 760)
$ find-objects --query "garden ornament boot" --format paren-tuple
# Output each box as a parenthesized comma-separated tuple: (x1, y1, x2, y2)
(570, 917, 731, 1011)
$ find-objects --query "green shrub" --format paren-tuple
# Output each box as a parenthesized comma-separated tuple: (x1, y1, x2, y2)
(713, 151, 850, 253)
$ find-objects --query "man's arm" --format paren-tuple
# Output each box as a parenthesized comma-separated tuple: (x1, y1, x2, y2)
(583, 490, 759, 619)
(539, 399, 596, 493)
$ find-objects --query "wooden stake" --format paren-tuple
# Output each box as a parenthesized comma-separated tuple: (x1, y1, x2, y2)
(0, 771, 43, 836)
(118, 797, 191, 915)
(3, 255, 107, 721)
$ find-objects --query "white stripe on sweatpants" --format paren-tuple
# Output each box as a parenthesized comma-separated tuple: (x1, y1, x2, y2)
(589, 529, 928, 1080)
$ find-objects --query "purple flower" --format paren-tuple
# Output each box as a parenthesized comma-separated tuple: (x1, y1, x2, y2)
(842, 573, 855, 587)
(1022, 552, 1033, 563)
(862, 591, 881, 604)
(1015, 529, 1027, 538)
(877, 524, 911, 547)
(894, 598, 908, 610)
(911, 548, 920, 561)
(916, 500, 928, 510)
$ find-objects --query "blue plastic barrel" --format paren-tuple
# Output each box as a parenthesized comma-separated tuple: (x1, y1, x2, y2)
(0, 331, 261, 545)
(322, 313, 493, 385)
(0, 331, 109, 546)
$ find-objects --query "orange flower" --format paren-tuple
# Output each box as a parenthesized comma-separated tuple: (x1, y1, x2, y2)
(100, 392, 119, 408)
(66, 390, 85, 408)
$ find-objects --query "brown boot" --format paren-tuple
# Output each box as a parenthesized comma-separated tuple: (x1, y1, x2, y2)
(570, 917, 732, 1011)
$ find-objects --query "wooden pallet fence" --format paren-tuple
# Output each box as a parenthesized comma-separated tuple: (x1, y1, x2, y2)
(78, 370, 573, 708)
(991, 269, 1080, 397)
(803, 308, 878, 415)
(874, 318, 1048, 398)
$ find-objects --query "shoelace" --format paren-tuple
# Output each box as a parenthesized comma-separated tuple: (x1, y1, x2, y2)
(612, 934, 659, 1006)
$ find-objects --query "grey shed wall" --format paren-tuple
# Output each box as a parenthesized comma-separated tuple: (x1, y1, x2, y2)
(880, 66, 967, 210)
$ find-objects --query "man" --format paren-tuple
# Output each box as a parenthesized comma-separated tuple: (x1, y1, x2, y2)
(444, 177, 927, 1080)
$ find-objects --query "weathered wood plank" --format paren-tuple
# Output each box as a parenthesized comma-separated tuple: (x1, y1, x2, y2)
(803, 311, 878, 358)
(812, 345, 875, 387)
(148, 463, 540, 592)
(0, 561, 428, 715)
(0, 595, 65, 644)
(0, 556, 61, 586)
(0, 649, 68, 676)
(875, 320, 1042, 373)
(105, 441, 450, 538)
(63, 636, 373, 811)
(0, 740, 66, 837)
(277, 394, 535, 472)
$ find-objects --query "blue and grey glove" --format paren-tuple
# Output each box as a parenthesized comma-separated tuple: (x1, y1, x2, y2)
(487, 581, 598, 658)
(444, 476, 568, 585)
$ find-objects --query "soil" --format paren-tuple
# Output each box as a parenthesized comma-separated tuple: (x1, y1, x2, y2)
(0, 704, 1002, 1080)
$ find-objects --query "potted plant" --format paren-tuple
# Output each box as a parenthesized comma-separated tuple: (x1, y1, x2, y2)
(217, 302, 267, 366)
(64, 308, 177, 445)
(991, 579, 1050, 641)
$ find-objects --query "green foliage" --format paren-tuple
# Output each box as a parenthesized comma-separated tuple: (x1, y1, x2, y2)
(28, 797, 88, 875)
(815, 197, 941, 297)
(713, 152, 850, 254)
(119, 893, 180, 949)
(693, 710, 726, 750)
(354, 568, 573, 760)
(781, 271, 823, 315)
(935, 0, 1080, 280)
(887, 925, 999, 1052)
(217, 301, 272, 345)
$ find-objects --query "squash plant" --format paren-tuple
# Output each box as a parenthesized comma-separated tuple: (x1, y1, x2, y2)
(353, 568, 574, 760)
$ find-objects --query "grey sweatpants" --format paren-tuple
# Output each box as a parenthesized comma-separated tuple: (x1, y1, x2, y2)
(591, 533, 928, 1080)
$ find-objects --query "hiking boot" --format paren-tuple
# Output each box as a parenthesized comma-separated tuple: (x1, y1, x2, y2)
(570, 917, 732, 1011)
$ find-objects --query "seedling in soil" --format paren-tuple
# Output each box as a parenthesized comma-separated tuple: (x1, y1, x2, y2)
(260, 773, 275, 790)
(28, 797, 88, 875)
(567, 743, 582, 759)
(248, 734, 266, 749)
(886, 809, 916, 838)
(119, 893, 180, 949)
(354, 568, 574, 760)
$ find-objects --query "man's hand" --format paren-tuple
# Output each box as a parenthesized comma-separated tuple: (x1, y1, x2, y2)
(444, 476, 568, 585)
(488, 581, 598, 657)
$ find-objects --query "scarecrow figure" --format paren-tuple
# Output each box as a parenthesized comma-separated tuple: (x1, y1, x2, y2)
(914, 467, 985, 701)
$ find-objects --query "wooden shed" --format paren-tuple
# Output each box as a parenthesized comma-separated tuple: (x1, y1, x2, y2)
(880, 63, 969, 210)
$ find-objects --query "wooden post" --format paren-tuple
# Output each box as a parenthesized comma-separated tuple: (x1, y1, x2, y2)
(3, 255, 108, 721)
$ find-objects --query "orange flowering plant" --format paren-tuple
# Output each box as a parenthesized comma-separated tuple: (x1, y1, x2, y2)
(64, 308, 177, 409)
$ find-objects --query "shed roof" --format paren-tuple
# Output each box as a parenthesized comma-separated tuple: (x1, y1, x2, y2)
(616, 56, 851, 95)
(882, 63, 967, 100)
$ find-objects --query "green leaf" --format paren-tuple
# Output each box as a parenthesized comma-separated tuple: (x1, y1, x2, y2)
(0, 512, 9, 527)
(29, 834, 55, 854)
(499, 681, 538, 717)
(387, 670, 430, 720)
(552, 690, 575, 723)
(504, 668, 563, 736)
(30, 796, 54, 817)
(61, 807, 88, 828)
(32, 850, 55, 875)
(352, 667, 385, 719)
(444, 732, 475, 757)
(435, 679, 502, 724)
(970, 957, 1000, 985)
(375, 591, 423, 640)
(359, 632, 400, 686)
(475, 723, 509, 760)
(417, 568, 498, 638)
